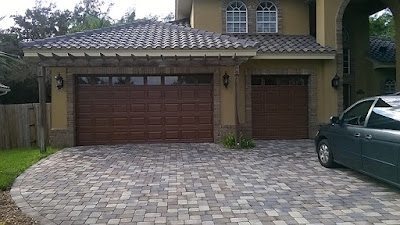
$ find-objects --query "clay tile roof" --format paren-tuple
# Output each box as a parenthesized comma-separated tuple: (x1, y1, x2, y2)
(369, 36, 396, 64)
(21, 20, 259, 50)
(233, 34, 335, 53)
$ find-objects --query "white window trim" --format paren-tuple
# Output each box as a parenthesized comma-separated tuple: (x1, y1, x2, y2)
(384, 79, 396, 94)
(226, 1, 248, 34)
(256, 1, 278, 33)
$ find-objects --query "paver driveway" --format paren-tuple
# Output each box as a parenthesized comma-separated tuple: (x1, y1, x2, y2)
(11, 140, 400, 225)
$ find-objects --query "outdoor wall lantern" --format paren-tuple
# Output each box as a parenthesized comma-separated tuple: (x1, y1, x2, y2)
(331, 74, 340, 89)
(223, 72, 230, 88)
(55, 73, 64, 90)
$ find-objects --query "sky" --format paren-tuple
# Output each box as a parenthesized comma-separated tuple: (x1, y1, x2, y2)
(0, 0, 175, 29)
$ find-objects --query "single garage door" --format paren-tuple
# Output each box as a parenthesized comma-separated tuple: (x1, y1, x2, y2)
(76, 74, 214, 145)
(252, 75, 308, 139)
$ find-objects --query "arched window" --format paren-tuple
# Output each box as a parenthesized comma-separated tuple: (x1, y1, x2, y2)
(384, 79, 396, 94)
(256, 1, 278, 33)
(226, 1, 247, 33)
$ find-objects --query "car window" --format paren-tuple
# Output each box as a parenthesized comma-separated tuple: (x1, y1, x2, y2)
(367, 98, 400, 131)
(342, 100, 374, 126)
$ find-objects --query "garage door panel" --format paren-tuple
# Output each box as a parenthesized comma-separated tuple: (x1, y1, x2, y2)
(165, 117, 179, 125)
(148, 90, 162, 99)
(148, 104, 162, 112)
(148, 131, 162, 140)
(165, 104, 179, 112)
(182, 117, 196, 124)
(131, 104, 145, 112)
(94, 91, 112, 100)
(182, 131, 196, 139)
(198, 131, 213, 139)
(113, 118, 129, 126)
(131, 117, 145, 125)
(165, 131, 180, 140)
(182, 104, 195, 111)
(95, 105, 113, 113)
(131, 131, 146, 140)
(181, 90, 195, 99)
(252, 75, 308, 140)
(76, 75, 213, 145)
(112, 104, 128, 113)
(165, 90, 179, 99)
(198, 117, 213, 124)
(198, 103, 212, 111)
(148, 117, 162, 125)
(198, 90, 212, 98)
(131, 90, 146, 99)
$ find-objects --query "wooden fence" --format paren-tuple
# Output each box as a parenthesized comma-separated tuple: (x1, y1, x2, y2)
(0, 103, 51, 150)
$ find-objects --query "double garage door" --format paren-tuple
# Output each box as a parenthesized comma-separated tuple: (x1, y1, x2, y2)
(252, 75, 309, 139)
(76, 75, 214, 146)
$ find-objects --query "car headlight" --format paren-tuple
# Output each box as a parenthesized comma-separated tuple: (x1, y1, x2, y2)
(315, 130, 320, 137)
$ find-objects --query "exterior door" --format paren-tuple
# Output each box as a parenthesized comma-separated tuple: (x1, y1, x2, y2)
(251, 75, 308, 139)
(333, 100, 375, 170)
(362, 98, 400, 183)
(76, 74, 214, 145)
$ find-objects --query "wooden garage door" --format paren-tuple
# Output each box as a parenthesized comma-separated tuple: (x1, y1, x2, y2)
(252, 75, 308, 139)
(76, 75, 213, 145)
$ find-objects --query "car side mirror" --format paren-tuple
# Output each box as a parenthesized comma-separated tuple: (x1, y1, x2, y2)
(330, 116, 340, 124)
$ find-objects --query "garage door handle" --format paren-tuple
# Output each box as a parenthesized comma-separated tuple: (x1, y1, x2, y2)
(354, 133, 361, 138)
(365, 134, 372, 140)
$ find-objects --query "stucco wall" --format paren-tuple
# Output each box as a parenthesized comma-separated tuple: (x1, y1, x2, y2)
(189, 0, 309, 35)
(51, 67, 67, 129)
(191, 0, 223, 33)
(316, 0, 341, 48)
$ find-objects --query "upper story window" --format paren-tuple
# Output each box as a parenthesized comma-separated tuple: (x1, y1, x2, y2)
(226, 1, 248, 33)
(256, 1, 278, 33)
(384, 79, 396, 94)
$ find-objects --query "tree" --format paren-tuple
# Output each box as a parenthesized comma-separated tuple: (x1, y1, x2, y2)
(118, 9, 136, 24)
(163, 13, 175, 22)
(69, 0, 113, 33)
(10, 1, 71, 40)
(370, 9, 395, 40)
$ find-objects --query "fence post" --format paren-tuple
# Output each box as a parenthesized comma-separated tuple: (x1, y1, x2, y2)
(38, 66, 47, 153)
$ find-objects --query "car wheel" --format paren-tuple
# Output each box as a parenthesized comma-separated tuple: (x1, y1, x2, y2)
(317, 139, 335, 168)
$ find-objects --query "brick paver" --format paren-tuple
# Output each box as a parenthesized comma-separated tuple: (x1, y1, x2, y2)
(11, 140, 400, 224)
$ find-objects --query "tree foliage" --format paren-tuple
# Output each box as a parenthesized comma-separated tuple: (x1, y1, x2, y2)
(369, 9, 395, 40)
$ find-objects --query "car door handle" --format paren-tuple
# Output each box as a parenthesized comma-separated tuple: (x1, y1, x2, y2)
(365, 134, 373, 140)
(354, 133, 361, 138)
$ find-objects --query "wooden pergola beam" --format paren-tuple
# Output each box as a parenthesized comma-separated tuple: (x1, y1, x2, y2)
(68, 53, 76, 61)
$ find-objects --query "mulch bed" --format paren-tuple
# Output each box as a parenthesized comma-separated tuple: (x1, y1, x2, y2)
(0, 191, 38, 225)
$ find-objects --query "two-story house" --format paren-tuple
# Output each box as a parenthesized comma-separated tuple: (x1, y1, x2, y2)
(22, 0, 400, 147)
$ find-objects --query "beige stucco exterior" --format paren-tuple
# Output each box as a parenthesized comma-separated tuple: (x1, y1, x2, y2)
(51, 67, 67, 129)
(188, 0, 309, 35)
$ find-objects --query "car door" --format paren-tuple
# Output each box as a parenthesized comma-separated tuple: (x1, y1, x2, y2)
(362, 97, 400, 184)
(333, 100, 375, 170)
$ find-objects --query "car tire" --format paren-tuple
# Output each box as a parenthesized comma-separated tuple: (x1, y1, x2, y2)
(317, 139, 335, 168)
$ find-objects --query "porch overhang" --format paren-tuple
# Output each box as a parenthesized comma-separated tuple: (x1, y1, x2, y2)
(23, 49, 257, 67)
(252, 53, 336, 60)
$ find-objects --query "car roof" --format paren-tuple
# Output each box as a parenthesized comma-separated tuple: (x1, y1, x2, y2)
(358, 95, 400, 102)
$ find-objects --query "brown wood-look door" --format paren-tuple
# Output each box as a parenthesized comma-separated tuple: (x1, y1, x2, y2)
(76, 75, 213, 146)
(251, 75, 308, 139)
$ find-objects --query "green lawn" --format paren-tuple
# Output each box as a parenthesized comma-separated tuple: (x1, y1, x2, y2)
(0, 148, 58, 191)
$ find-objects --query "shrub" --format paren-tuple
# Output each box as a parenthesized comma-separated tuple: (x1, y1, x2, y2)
(221, 133, 256, 149)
